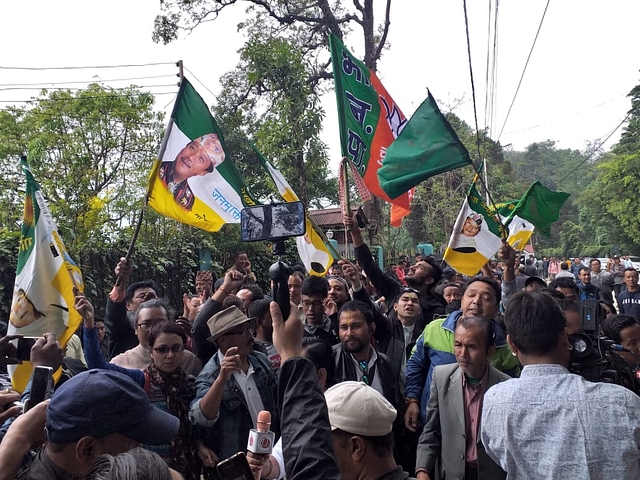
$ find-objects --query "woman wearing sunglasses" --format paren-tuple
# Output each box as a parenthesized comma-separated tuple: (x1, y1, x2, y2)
(76, 293, 211, 480)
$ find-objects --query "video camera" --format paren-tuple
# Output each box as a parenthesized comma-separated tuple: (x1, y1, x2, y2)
(568, 300, 639, 393)
(240, 201, 306, 320)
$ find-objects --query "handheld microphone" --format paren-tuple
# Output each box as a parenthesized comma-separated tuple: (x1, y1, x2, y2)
(247, 410, 275, 455)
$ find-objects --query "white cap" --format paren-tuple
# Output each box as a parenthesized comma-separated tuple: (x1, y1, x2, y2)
(324, 381, 397, 436)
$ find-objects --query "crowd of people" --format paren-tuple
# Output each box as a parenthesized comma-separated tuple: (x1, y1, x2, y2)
(1, 212, 640, 479)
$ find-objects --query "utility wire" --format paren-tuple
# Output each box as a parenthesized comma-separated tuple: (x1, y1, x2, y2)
(557, 112, 632, 183)
(483, 0, 493, 132)
(0, 62, 173, 71)
(462, 0, 506, 234)
(488, 0, 500, 137)
(0, 84, 179, 92)
(0, 74, 175, 88)
(0, 91, 177, 103)
(184, 67, 218, 101)
(502, 93, 628, 135)
(497, 0, 551, 142)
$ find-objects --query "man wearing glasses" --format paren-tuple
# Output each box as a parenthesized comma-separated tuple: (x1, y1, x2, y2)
(190, 306, 279, 463)
(110, 298, 202, 376)
(300, 276, 340, 345)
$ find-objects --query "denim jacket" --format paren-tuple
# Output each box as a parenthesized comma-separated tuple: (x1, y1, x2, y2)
(190, 351, 278, 460)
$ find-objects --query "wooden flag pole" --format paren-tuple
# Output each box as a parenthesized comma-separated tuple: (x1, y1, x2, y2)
(114, 61, 183, 287)
(342, 158, 351, 259)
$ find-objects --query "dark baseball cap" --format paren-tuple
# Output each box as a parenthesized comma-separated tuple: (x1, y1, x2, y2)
(525, 276, 547, 288)
(46, 369, 179, 445)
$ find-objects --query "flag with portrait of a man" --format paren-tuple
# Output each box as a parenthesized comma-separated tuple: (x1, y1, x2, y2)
(147, 78, 256, 232)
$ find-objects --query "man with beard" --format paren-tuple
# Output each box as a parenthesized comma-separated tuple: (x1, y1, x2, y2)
(577, 266, 602, 301)
(190, 306, 279, 465)
(333, 300, 402, 410)
(344, 214, 446, 331)
(404, 278, 519, 433)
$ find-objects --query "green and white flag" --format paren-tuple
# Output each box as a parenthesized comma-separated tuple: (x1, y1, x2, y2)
(9, 158, 84, 391)
(444, 185, 506, 276)
(148, 78, 256, 231)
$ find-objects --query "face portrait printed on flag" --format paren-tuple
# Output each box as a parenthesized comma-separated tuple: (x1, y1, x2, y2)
(159, 133, 226, 210)
(10, 164, 84, 338)
(148, 79, 256, 232)
(444, 185, 505, 276)
(9, 160, 84, 391)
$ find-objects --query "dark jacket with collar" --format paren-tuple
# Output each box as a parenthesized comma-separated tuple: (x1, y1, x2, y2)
(351, 287, 422, 371)
(332, 343, 402, 410)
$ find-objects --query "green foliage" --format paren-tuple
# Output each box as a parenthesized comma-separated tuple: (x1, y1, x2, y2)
(0, 84, 165, 248)
(214, 32, 337, 207)
(0, 231, 20, 322)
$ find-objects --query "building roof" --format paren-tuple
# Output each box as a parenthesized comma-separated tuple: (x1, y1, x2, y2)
(308, 207, 358, 228)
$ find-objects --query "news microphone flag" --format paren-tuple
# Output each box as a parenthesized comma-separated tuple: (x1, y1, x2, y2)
(147, 78, 257, 232)
(8, 158, 84, 392)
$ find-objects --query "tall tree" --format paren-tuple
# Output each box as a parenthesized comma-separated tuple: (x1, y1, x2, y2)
(213, 32, 337, 207)
(0, 84, 165, 247)
(153, 1, 395, 224)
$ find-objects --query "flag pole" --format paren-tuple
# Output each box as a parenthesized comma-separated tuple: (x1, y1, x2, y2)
(471, 160, 507, 240)
(342, 158, 351, 259)
(114, 67, 183, 287)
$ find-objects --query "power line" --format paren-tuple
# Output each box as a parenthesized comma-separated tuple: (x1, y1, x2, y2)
(0, 74, 175, 88)
(557, 112, 632, 183)
(502, 92, 628, 135)
(184, 67, 218, 101)
(0, 83, 179, 92)
(0, 91, 177, 103)
(0, 62, 174, 71)
(496, 0, 551, 142)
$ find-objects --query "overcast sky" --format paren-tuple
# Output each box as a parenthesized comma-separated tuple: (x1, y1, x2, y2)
(1, 0, 638, 172)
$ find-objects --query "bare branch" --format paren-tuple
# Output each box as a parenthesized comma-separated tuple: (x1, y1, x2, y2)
(372, 0, 392, 67)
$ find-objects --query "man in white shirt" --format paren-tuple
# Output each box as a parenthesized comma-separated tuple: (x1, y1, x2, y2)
(190, 306, 279, 463)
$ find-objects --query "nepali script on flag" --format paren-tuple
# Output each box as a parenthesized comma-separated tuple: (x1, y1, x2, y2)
(255, 148, 334, 276)
(329, 33, 412, 227)
(444, 185, 506, 276)
(9, 158, 84, 392)
(147, 78, 256, 232)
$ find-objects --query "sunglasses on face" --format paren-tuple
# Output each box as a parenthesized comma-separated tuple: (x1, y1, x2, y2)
(153, 344, 185, 355)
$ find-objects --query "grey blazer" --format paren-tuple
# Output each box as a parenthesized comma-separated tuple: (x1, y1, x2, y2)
(416, 363, 509, 480)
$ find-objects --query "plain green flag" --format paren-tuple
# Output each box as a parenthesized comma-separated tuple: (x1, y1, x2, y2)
(510, 181, 570, 236)
(377, 91, 472, 199)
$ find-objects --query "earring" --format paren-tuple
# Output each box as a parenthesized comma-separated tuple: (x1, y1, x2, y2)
(511, 351, 517, 357)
